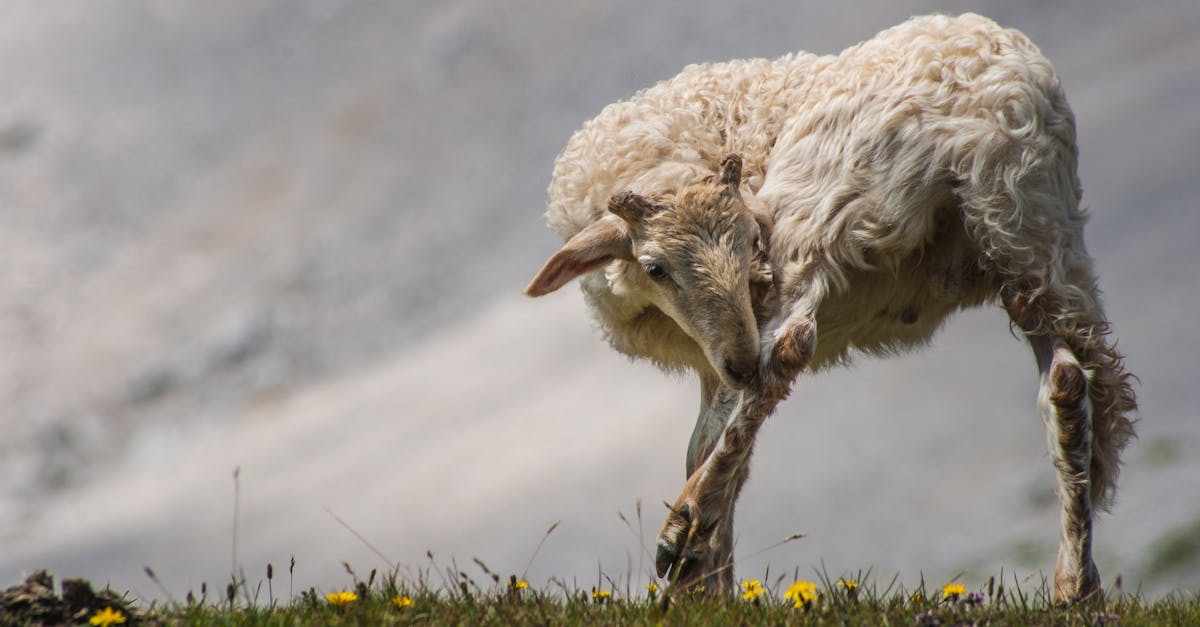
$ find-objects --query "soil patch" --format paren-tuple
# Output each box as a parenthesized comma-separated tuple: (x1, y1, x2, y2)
(1, 571, 137, 626)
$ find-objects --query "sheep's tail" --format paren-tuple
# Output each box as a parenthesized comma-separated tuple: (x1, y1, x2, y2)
(1074, 314, 1139, 512)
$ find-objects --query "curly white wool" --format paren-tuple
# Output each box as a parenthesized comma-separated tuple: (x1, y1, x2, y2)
(536, 13, 1136, 601)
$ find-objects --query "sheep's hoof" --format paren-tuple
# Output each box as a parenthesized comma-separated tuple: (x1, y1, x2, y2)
(1053, 559, 1102, 605)
(770, 322, 814, 379)
(654, 512, 717, 592)
(655, 501, 696, 578)
(655, 478, 721, 592)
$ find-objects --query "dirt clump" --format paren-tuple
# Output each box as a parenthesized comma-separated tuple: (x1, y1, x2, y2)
(1, 570, 137, 626)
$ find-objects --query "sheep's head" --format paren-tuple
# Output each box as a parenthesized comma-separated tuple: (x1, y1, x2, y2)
(526, 154, 774, 389)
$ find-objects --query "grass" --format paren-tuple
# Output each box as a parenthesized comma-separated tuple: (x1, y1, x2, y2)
(10, 539, 1200, 625)
(10, 477, 1194, 625)
(90, 566, 1200, 626)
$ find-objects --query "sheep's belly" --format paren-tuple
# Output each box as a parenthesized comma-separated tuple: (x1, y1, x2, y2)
(809, 262, 993, 369)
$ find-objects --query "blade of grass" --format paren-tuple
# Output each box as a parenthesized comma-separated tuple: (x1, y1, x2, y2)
(323, 506, 396, 570)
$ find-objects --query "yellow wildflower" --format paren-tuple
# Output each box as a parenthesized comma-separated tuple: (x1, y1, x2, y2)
(392, 595, 414, 608)
(942, 582, 967, 597)
(592, 589, 612, 601)
(785, 580, 819, 607)
(647, 582, 659, 595)
(326, 591, 358, 606)
(838, 578, 860, 590)
(739, 579, 765, 601)
(89, 607, 127, 626)
(511, 579, 529, 590)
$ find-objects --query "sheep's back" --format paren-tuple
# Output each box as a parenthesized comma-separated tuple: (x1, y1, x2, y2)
(759, 13, 1071, 273)
(545, 53, 822, 241)
(544, 12, 1068, 262)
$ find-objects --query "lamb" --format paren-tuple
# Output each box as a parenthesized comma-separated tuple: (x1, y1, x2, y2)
(524, 13, 1136, 603)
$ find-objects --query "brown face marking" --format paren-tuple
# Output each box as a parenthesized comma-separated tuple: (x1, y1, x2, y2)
(619, 165, 772, 388)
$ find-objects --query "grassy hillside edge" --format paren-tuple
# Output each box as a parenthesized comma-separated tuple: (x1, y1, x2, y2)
(5, 566, 1197, 626)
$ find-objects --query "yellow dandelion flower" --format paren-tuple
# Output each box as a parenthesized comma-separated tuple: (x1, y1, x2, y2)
(784, 580, 819, 607)
(741, 588, 765, 601)
(838, 578, 860, 590)
(647, 582, 659, 595)
(592, 589, 612, 601)
(392, 595, 414, 608)
(89, 607, 127, 626)
(326, 591, 358, 606)
(739, 579, 765, 601)
(942, 582, 966, 597)
(511, 579, 529, 590)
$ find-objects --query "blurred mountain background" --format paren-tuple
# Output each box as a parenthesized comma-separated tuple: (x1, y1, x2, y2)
(2, 0, 1197, 600)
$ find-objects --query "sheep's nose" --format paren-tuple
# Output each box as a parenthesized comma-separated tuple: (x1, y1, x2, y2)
(723, 359, 756, 387)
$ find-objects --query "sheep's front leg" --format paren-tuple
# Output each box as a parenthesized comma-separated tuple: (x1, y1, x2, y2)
(656, 322, 814, 593)
(678, 375, 741, 591)
(688, 375, 740, 477)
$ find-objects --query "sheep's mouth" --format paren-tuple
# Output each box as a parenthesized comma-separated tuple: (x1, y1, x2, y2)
(708, 348, 761, 390)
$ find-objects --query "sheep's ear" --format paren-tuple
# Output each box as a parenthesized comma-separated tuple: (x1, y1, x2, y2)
(608, 190, 661, 224)
(525, 215, 633, 297)
(719, 153, 743, 188)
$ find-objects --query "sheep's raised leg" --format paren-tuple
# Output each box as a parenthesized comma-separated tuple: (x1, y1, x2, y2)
(656, 322, 814, 593)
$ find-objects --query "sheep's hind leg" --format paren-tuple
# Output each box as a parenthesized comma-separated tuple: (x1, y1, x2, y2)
(1029, 334, 1102, 603)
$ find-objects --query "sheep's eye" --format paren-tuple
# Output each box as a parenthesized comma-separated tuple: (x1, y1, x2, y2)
(645, 263, 669, 281)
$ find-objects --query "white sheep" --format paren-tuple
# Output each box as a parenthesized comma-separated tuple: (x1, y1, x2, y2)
(525, 13, 1136, 603)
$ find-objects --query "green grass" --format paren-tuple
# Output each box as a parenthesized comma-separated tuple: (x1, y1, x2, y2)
(58, 565, 1200, 626)
(10, 490, 1193, 625)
